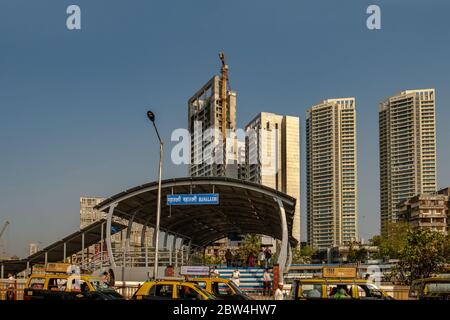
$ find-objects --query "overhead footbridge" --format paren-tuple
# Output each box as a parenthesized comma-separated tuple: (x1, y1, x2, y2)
(0, 219, 126, 277)
(95, 176, 298, 278)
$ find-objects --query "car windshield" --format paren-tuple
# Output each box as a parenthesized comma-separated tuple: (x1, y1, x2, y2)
(425, 282, 450, 293)
(192, 284, 216, 300)
(89, 279, 113, 291)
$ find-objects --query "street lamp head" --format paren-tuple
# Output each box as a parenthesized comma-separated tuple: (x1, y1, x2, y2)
(147, 110, 155, 122)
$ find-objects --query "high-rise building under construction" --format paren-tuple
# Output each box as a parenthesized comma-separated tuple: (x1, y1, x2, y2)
(188, 53, 238, 178)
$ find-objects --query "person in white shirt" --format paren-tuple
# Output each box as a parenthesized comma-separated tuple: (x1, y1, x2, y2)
(210, 266, 220, 277)
(258, 249, 265, 268)
(262, 269, 272, 296)
(6, 273, 15, 300)
(231, 269, 240, 287)
(274, 283, 284, 300)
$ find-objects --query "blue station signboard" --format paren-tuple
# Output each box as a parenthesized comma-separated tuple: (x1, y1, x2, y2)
(167, 193, 219, 205)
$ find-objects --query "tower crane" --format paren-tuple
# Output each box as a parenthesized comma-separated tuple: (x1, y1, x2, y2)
(219, 51, 231, 165)
(0, 220, 9, 241)
(0, 220, 10, 258)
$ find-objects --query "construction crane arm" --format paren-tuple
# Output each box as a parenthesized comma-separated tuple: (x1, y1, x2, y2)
(0, 221, 10, 240)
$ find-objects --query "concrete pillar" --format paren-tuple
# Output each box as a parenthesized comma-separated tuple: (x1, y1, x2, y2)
(100, 222, 105, 269)
(81, 232, 85, 268)
(163, 232, 169, 249)
(106, 203, 118, 268)
(275, 197, 288, 283)
(63, 242, 67, 263)
(141, 217, 152, 268)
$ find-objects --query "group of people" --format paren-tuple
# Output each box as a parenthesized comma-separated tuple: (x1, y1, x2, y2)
(224, 247, 273, 269)
(100, 268, 115, 287)
(258, 248, 272, 269)
(212, 264, 284, 300)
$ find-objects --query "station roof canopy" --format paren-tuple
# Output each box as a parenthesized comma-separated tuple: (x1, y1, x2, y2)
(95, 177, 298, 248)
(1, 219, 126, 275)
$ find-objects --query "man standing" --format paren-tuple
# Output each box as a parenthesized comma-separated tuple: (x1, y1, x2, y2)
(265, 248, 272, 268)
(262, 269, 272, 296)
(6, 273, 15, 300)
(231, 268, 240, 287)
(258, 249, 265, 268)
(274, 282, 284, 300)
(225, 249, 233, 267)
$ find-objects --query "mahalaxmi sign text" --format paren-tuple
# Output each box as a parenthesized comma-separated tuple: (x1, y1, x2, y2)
(167, 193, 219, 205)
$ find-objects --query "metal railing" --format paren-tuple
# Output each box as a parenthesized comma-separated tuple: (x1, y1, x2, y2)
(82, 247, 190, 271)
(0, 279, 26, 300)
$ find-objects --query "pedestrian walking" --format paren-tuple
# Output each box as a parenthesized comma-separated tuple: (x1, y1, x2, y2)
(262, 269, 272, 296)
(6, 273, 15, 301)
(225, 249, 233, 267)
(265, 248, 272, 268)
(231, 268, 240, 287)
(247, 253, 255, 268)
(258, 249, 265, 268)
(274, 282, 284, 300)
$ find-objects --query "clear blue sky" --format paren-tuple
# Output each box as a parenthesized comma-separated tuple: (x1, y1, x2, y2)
(1, 0, 450, 257)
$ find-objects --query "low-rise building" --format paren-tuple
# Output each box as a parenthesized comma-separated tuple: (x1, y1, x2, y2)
(398, 192, 448, 235)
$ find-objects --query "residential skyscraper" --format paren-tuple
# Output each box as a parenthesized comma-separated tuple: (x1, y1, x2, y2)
(379, 89, 437, 235)
(241, 112, 301, 242)
(306, 98, 358, 249)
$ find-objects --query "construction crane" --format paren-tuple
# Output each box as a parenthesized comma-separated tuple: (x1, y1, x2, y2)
(219, 51, 230, 161)
(0, 220, 10, 258)
(0, 221, 9, 241)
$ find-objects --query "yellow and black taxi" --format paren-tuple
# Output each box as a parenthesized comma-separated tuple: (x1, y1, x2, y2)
(188, 277, 252, 300)
(24, 263, 123, 300)
(409, 276, 450, 300)
(131, 279, 216, 300)
(290, 267, 392, 300)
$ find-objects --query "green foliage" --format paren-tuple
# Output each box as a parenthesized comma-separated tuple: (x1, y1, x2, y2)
(235, 235, 261, 261)
(370, 221, 409, 260)
(190, 250, 223, 266)
(391, 229, 447, 284)
(347, 242, 368, 263)
(292, 245, 315, 264)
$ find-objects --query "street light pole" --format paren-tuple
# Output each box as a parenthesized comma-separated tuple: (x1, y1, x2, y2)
(147, 111, 163, 280)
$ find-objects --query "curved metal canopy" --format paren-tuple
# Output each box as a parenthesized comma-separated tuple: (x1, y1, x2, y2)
(95, 177, 298, 248)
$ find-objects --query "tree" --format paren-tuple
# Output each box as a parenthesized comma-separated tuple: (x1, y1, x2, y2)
(235, 235, 261, 262)
(391, 229, 447, 284)
(347, 242, 368, 263)
(370, 221, 409, 260)
(292, 245, 315, 264)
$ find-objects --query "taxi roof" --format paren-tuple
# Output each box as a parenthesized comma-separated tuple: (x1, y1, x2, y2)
(295, 278, 372, 284)
(412, 276, 450, 283)
(189, 277, 231, 283)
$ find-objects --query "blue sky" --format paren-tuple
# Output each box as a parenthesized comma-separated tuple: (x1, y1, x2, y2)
(1, 0, 450, 257)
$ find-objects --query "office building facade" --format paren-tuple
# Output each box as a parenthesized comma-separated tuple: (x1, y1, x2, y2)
(241, 112, 301, 242)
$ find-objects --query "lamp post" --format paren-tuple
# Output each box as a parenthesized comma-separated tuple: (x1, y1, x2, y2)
(147, 110, 163, 280)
